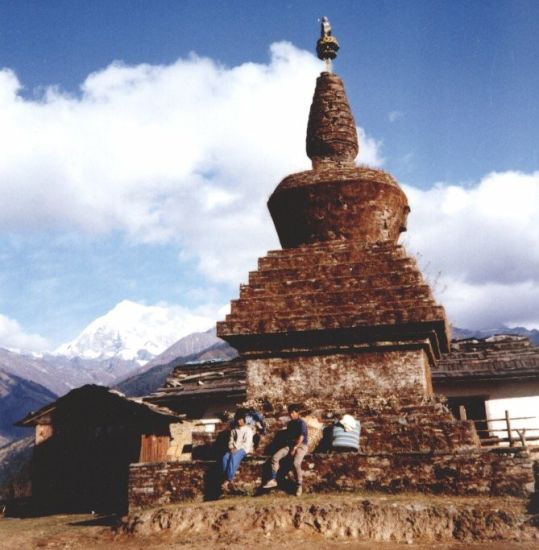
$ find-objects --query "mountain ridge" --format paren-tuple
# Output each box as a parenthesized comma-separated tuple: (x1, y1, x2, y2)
(116, 340, 237, 397)
(451, 325, 539, 346)
(0, 369, 57, 446)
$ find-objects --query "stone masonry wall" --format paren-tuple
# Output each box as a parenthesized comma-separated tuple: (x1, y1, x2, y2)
(128, 449, 534, 510)
(246, 349, 431, 403)
(219, 241, 449, 355)
(190, 402, 479, 459)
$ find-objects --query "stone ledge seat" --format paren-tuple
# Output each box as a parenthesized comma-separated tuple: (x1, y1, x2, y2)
(189, 403, 481, 458)
(128, 448, 534, 510)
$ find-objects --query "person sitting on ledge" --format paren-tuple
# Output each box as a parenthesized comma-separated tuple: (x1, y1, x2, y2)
(262, 403, 308, 496)
(221, 410, 254, 491)
(332, 413, 361, 451)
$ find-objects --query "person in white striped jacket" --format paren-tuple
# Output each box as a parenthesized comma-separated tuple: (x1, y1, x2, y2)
(332, 414, 361, 451)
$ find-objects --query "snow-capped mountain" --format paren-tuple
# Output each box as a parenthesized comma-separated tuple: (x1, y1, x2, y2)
(55, 300, 217, 363)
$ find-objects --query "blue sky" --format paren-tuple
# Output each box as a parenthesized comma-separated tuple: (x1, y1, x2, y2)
(1, 1, 539, 351)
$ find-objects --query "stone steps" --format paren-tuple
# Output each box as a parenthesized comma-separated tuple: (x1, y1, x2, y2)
(239, 277, 431, 299)
(230, 286, 434, 314)
(249, 257, 417, 283)
(264, 239, 401, 255)
(218, 238, 447, 344)
(257, 243, 409, 270)
(128, 448, 535, 510)
(220, 305, 446, 334)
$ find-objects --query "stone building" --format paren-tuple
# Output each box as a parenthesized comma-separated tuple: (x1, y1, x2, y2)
(130, 31, 535, 508)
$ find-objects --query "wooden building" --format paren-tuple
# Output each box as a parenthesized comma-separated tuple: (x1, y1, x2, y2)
(16, 384, 180, 514)
(433, 334, 539, 445)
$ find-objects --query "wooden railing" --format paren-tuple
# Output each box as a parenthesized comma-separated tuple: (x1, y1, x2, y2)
(463, 409, 539, 450)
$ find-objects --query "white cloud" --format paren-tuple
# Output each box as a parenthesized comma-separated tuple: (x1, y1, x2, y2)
(358, 127, 384, 167)
(440, 279, 539, 330)
(402, 171, 539, 329)
(388, 110, 404, 123)
(0, 313, 50, 353)
(0, 43, 382, 286)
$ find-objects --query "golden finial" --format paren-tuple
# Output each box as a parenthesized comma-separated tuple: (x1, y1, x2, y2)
(316, 16, 340, 72)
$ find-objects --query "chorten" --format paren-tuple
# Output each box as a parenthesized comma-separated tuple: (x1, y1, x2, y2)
(217, 20, 449, 407)
(132, 21, 534, 509)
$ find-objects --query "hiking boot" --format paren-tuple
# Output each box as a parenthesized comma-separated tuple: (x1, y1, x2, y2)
(262, 479, 278, 489)
(295, 484, 303, 497)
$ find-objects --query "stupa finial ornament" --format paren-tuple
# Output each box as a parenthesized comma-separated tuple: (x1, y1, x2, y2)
(316, 16, 339, 72)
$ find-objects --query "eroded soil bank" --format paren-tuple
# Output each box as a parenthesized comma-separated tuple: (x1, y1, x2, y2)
(1, 493, 538, 549)
(124, 493, 539, 546)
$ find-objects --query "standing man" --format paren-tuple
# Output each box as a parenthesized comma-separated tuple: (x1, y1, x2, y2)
(262, 404, 308, 496)
(221, 411, 253, 490)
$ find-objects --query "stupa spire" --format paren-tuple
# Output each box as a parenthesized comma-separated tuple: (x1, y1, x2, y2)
(267, 19, 408, 249)
(308, 18, 359, 169)
(316, 16, 339, 72)
(306, 73, 359, 168)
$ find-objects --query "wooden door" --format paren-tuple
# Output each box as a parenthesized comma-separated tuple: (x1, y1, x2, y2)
(139, 434, 170, 462)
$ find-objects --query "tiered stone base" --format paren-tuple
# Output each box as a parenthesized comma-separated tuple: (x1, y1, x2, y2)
(128, 448, 534, 510)
(218, 240, 449, 367)
(190, 397, 481, 458)
(126, 397, 539, 515)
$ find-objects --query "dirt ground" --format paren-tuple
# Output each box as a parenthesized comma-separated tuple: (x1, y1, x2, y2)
(0, 512, 537, 550)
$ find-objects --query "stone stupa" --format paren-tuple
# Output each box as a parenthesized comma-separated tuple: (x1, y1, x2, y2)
(131, 19, 534, 508)
(217, 19, 450, 411)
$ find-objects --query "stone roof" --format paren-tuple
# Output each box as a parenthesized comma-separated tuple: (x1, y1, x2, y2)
(16, 384, 180, 427)
(147, 359, 247, 409)
(433, 335, 539, 382)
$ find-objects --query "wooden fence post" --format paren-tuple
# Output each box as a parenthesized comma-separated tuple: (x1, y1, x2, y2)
(516, 429, 527, 449)
(505, 410, 514, 447)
